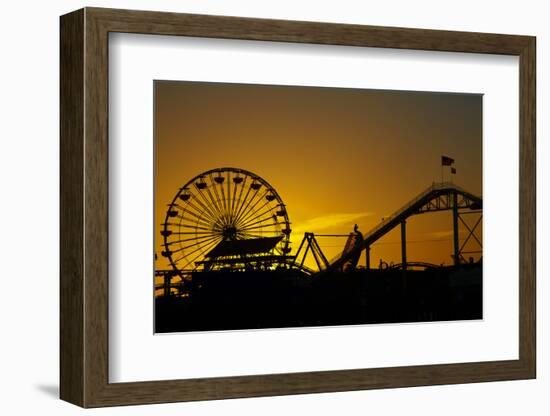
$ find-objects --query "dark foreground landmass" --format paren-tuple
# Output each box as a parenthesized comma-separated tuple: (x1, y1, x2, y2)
(155, 264, 482, 333)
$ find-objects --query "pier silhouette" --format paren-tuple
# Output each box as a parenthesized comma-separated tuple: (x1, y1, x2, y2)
(155, 168, 482, 333)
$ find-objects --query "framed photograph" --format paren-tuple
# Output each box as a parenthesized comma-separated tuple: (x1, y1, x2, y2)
(60, 7, 536, 407)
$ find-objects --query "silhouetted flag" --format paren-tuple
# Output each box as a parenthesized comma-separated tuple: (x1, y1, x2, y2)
(441, 155, 455, 166)
(451, 167, 457, 174)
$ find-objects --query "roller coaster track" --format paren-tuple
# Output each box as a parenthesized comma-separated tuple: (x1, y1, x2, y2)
(319, 182, 482, 275)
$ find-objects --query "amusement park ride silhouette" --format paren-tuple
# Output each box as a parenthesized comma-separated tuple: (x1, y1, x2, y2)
(155, 167, 482, 298)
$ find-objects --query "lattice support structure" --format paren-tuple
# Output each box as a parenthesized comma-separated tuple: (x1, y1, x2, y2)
(456, 210, 483, 263)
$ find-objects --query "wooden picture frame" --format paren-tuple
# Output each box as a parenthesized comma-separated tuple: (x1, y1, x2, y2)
(60, 7, 536, 408)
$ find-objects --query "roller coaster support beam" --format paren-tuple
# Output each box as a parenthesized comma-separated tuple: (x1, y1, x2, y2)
(294, 233, 330, 271)
(453, 191, 460, 265)
(401, 220, 407, 270)
(365, 245, 371, 270)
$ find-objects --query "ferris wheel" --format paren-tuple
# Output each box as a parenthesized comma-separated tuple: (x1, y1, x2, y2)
(161, 167, 292, 275)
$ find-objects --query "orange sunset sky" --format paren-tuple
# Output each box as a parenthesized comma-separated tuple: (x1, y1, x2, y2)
(154, 80, 482, 273)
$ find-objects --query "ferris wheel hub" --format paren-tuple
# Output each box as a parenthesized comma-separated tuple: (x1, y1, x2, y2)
(222, 226, 238, 241)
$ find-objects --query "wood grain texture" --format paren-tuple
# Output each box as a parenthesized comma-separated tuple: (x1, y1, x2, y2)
(518, 38, 536, 375)
(59, 7, 536, 408)
(59, 8, 84, 407)
(83, 11, 110, 406)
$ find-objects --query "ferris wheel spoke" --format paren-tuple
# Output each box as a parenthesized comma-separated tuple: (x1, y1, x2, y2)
(231, 176, 253, 224)
(241, 229, 281, 234)
(236, 198, 273, 228)
(165, 233, 220, 246)
(173, 215, 212, 229)
(180, 235, 221, 251)
(164, 232, 221, 246)
(226, 170, 235, 219)
(185, 189, 223, 224)
(214, 172, 230, 222)
(178, 209, 216, 230)
(238, 203, 279, 229)
(234, 189, 270, 226)
(237, 187, 268, 220)
(173, 212, 214, 230)
(229, 172, 239, 221)
(211, 172, 233, 224)
(169, 223, 215, 232)
(226, 170, 232, 221)
(239, 216, 278, 231)
(208, 173, 228, 221)
(238, 216, 274, 233)
(204, 182, 229, 227)
(174, 237, 222, 269)
(168, 234, 222, 254)
(173, 202, 207, 223)
(240, 223, 281, 233)
(230, 174, 248, 222)
(194, 182, 226, 226)
(172, 235, 221, 264)
(168, 231, 219, 235)
(239, 224, 282, 234)
(233, 187, 263, 227)
(176, 198, 219, 225)
(239, 208, 278, 228)
(238, 230, 281, 239)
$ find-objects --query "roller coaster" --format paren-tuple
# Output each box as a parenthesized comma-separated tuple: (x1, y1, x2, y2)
(302, 181, 482, 275)
(155, 168, 482, 297)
